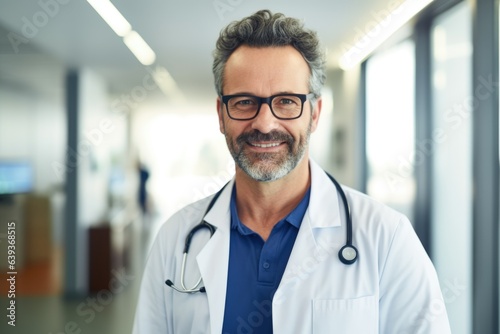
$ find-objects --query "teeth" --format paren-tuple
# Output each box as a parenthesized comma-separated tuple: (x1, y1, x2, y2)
(251, 142, 281, 148)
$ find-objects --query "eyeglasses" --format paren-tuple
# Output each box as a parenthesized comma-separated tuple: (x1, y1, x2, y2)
(221, 93, 315, 120)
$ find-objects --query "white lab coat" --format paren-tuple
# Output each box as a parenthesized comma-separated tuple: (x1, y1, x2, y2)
(133, 160, 451, 333)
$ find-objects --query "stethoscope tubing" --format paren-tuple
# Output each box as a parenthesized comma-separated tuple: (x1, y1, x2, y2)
(326, 173, 353, 244)
(325, 173, 358, 265)
(165, 172, 358, 293)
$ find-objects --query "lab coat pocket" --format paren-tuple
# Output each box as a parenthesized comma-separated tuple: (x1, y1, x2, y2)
(312, 295, 378, 334)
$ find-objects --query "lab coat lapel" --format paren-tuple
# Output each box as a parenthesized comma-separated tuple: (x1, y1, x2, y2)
(274, 160, 342, 305)
(196, 180, 233, 334)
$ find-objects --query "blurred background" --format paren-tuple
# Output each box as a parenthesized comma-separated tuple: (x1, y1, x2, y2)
(0, 0, 498, 333)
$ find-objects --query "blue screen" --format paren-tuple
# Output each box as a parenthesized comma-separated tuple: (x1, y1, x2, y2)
(0, 162, 33, 195)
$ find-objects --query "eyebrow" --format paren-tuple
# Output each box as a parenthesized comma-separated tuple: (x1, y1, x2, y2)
(224, 91, 301, 96)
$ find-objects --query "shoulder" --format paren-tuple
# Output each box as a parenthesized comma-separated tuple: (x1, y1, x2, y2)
(310, 161, 406, 231)
(340, 186, 417, 260)
(342, 185, 408, 228)
(150, 194, 217, 256)
(158, 195, 215, 238)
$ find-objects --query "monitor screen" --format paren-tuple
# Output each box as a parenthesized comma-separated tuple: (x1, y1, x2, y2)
(0, 161, 33, 195)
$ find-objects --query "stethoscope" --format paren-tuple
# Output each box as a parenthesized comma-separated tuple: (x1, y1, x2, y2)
(165, 172, 358, 294)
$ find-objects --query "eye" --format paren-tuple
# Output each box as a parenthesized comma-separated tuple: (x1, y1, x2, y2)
(279, 98, 295, 105)
(235, 99, 255, 106)
(229, 96, 258, 110)
(276, 96, 300, 106)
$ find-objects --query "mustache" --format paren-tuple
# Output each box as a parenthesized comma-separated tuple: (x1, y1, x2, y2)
(236, 130, 294, 145)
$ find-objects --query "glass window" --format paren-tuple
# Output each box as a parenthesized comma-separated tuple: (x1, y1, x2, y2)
(365, 39, 416, 221)
(430, 2, 473, 333)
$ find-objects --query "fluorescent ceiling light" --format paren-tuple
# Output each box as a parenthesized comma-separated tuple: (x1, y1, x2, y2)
(146, 66, 185, 102)
(87, 0, 132, 37)
(150, 66, 176, 92)
(123, 31, 156, 66)
(339, 0, 434, 70)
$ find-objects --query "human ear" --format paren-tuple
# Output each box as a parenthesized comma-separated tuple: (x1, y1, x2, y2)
(216, 97, 225, 134)
(310, 97, 322, 133)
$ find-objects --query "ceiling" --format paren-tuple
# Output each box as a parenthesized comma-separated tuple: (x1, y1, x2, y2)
(0, 0, 392, 102)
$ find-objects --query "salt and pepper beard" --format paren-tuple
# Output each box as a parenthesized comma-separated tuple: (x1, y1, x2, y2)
(224, 117, 312, 182)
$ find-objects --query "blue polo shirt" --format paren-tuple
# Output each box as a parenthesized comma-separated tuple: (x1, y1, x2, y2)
(222, 185, 311, 334)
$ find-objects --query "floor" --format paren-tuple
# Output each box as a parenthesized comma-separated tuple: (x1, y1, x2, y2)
(0, 213, 161, 334)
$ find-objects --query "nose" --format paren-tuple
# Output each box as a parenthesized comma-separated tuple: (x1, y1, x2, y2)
(250, 102, 279, 134)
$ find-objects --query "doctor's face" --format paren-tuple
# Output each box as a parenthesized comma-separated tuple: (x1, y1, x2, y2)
(217, 45, 321, 182)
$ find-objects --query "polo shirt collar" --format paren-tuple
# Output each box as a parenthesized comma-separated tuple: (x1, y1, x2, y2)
(229, 185, 311, 234)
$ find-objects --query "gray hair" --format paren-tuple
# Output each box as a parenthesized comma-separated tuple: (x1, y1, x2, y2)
(212, 10, 326, 100)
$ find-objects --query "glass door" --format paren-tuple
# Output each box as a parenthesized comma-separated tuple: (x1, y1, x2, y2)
(430, 2, 473, 333)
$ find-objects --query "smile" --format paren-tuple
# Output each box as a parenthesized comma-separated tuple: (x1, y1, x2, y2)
(248, 142, 283, 148)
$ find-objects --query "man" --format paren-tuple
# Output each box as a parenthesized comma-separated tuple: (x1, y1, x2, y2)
(133, 10, 451, 333)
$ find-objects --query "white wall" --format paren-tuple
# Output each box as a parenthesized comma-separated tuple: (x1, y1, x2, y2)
(77, 69, 114, 227)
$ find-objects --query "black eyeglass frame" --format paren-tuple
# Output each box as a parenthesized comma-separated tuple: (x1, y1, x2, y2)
(220, 93, 315, 120)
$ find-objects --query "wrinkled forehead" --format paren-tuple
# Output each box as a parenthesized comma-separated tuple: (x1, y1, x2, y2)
(222, 45, 311, 95)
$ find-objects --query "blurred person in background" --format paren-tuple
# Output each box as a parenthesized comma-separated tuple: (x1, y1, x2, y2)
(136, 158, 150, 217)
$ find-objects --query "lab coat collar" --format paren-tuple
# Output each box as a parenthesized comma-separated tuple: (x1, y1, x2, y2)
(203, 178, 234, 231)
(308, 159, 342, 229)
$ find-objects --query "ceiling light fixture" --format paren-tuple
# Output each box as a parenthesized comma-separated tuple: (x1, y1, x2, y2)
(339, 0, 434, 70)
(123, 31, 156, 66)
(147, 66, 185, 102)
(86, 0, 132, 37)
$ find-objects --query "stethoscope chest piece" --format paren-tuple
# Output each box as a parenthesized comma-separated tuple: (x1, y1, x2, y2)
(338, 245, 358, 265)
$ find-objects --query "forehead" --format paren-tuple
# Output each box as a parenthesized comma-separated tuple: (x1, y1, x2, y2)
(223, 45, 310, 94)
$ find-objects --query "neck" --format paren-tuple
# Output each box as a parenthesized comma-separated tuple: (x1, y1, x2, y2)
(234, 157, 310, 240)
